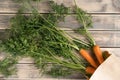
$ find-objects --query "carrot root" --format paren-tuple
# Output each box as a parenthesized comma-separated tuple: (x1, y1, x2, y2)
(86, 66, 95, 74)
(80, 49, 98, 68)
(93, 45, 104, 64)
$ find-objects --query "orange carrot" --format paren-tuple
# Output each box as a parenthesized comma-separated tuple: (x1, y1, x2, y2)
(80, 49, 98, 68)
(93, 45, 104, 64)
(86, 66, 95, 74)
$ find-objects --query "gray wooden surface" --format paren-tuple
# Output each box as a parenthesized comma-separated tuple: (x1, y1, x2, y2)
(0, 0, 120, 80)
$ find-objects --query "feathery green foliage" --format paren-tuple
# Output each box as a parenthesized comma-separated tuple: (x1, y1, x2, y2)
(0, 0, 94, 77)
(73, 0, 95, 46)
(0, 56, 17, 76)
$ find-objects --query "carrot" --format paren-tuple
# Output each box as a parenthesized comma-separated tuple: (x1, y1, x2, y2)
(86, 66, 95, 74)
(102, 51, 111, 60)
(80, 49, 98, 68)
(93, 45, 104, 64)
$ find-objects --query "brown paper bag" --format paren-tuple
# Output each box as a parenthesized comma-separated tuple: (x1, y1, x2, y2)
(90, 54, 120, 80)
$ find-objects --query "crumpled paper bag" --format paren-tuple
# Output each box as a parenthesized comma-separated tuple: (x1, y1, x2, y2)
(90, 54, 120, 80)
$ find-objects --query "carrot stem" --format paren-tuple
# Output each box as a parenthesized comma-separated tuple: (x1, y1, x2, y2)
(80, 49, 98, 68)
(93, 45, 104, 64)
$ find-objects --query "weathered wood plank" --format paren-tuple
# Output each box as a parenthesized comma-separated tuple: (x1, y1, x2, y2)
(0, 30, 120, 47)
(1, 48, 119, 64)
(53, 0, 120, 13)
(0, 14, 120, 30)
(59, 15, 120, 30)
(0, 63, 85, 79)
(19, 48, 120, 63)
(0, 0, 120, 13)
(0, 78, 86, 80)
(0, 0, 50, 13)
(67, 31, 120, 47)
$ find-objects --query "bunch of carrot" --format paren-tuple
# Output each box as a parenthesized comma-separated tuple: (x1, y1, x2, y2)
(79, 45, 111, 79)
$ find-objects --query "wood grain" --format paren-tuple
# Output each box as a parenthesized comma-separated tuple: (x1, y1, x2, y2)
(0, 14, 120, 30)
(0, 30, 119, 47)
(0, 78, 86, 80)
(0, 0, 50, 13)
(1, 48, 119, 63)
(58, 15, 120, 30)
(0, 0, 120, 13)
(0, 64, 85, 79)
(66, 31, 120, 47)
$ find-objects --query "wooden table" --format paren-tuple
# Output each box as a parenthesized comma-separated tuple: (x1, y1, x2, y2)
(0, 0, 120, 80)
